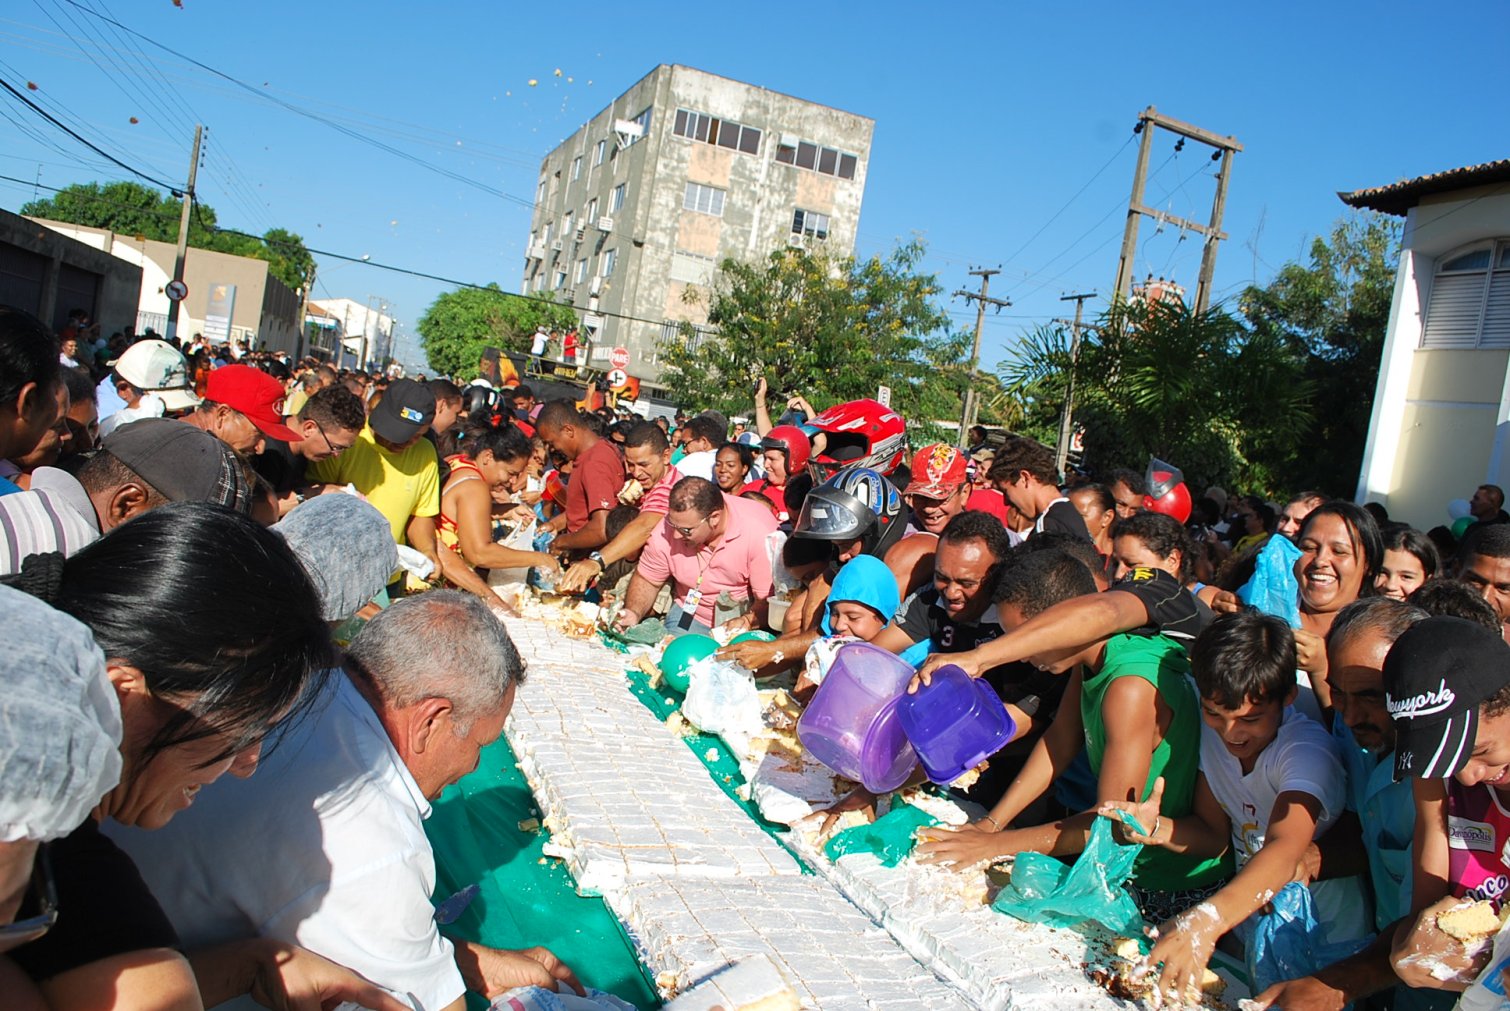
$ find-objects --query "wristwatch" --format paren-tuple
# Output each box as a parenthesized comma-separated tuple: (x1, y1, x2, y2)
(588, 551, 606, 569)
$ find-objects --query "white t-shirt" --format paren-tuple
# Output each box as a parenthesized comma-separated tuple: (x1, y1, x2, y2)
(1198, 706, 1373, 943)
(108, 673, 464, 1011)
(676, 449, 718, 482)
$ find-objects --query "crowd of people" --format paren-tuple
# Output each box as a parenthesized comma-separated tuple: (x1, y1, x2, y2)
(7, 298, 1510, 1010)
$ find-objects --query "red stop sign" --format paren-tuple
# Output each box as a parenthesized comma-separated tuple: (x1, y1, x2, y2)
(609, 346, 631, 371)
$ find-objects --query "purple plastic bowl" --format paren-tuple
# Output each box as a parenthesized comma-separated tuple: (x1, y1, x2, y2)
(897, 663, 1016, 784)
(797, 642, 919, 791)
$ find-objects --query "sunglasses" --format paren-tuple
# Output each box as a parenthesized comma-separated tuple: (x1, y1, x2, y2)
(669, 515, 711, 538)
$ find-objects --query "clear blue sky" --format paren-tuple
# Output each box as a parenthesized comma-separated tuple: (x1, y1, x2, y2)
(2, 1, 1506, 377)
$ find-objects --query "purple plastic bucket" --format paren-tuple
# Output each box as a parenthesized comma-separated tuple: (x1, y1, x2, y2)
(897, 663, 1016, 784)
(797, 641, 919, 791)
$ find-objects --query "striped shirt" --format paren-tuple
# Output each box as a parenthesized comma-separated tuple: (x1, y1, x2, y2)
(0, 467, 100, 574)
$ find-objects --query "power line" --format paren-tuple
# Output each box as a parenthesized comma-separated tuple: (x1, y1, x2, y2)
(53, 0, 536, 209)
(0, 75, 179, 191)
(0, 172, 695, 333)
(1000, 135, 1134, 271)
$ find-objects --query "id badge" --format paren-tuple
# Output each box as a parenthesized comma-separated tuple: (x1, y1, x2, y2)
(679, 588, 703, 630)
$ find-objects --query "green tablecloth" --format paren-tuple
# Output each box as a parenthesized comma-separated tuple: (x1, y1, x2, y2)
(426, 734, 661, 1010)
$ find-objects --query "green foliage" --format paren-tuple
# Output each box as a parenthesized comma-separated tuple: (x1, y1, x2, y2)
(21, 181, 315, 291)
(1238, 213, 1401, 494)
(1000, 297, 1315, 493)
(416, 284, 576, 381)
(655, 240, 972, 438)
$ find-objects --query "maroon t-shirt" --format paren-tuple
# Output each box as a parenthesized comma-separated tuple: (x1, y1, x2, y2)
(565, 437, 625, 532)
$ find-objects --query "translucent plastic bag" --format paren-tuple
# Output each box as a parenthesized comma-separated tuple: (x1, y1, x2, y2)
(680, 657, 763, 755)
(991, 813, 1144, 935)
(1242, 882, 1370, 994)
(1238, 535, 1303, 628)
(824, 803, 939, 867)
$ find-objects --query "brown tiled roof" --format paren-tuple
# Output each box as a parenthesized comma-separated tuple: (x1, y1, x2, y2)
(1339, 159, 1510, 216)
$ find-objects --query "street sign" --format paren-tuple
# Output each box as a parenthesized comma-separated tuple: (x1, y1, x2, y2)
(606, 368, 629, 389)
(876, 384, 891, 407)
(165, 279, 189, 302)
(609, 345, 631, 371)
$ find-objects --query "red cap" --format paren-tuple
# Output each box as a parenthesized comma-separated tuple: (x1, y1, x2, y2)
(903, 443, 968, 498)
(205, 365, 299, 442)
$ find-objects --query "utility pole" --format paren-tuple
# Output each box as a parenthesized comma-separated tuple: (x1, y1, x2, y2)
(1112, 106, 1241, 314)
(1054, 291, 1097, 476)
(953, 267, 1010, 447)
(295, 261, 315, 360)
(165, 124, 202, 345)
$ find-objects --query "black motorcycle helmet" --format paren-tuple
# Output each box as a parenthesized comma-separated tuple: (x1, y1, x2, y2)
(791, 467, 905, 559)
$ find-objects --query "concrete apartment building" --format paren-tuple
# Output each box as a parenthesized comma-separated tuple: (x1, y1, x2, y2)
(26, 217, 301, 354)
(522, 64, 873, 387)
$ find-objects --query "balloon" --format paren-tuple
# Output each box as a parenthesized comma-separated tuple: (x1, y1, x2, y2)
(730, 630, 775, 645)
(1448, 498, 1473, 521)
(1452, 516, 1476, 540)
(660, 634, 718, 693)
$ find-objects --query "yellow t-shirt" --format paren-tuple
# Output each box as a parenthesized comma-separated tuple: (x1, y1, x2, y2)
(307, 426, 439, 545)
(284, 387, 309, 418)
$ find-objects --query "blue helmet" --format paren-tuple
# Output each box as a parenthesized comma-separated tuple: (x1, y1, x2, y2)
(792, 467, 905, 558)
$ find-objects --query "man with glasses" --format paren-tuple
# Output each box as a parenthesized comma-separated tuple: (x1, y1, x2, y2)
(253, 385, 368, 517)
(612, 476, 777, 637)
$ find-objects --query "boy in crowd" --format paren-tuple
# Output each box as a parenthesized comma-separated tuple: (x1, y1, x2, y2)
(916, 547, 1227, 914)
(1103, 611, 1371, 1001)
(1384, 616, 1510, 994)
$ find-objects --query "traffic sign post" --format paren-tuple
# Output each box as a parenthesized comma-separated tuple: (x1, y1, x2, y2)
(165, 279, 189, 302)
(609, 346, 631, 371)
(606, 368, 629, 389)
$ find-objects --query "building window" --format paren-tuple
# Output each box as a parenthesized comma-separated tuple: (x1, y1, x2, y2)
(536, 178, 546, 204)
(571, 156, 582, 181)
(610, 184, 626, 213)
(602, 248, 617, 278)
(683, 181, 726, 216)
(553, 270, 567, 290)
(574, 258, 588, 284)
(628, 107, 652, 145)
(776, 137, 858, 180)
(1421, 240, 1510, 349)
(594, 139, 607, 166)
(792, 208, 830, 241)
(586, 197, 598, 224)
(562, 211, 574, 240)
(673, 108, 761, 155)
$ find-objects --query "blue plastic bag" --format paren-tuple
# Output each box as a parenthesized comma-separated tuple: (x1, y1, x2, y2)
(991, 814, 1144, 935)
(1242, 882, 1370, 993)
(1238, 535, 1302, 628)
(824, 803, 939, 867)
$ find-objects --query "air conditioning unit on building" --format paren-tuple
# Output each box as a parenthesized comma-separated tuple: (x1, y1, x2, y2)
(550, 239, 564, 253)
(574, 227, 587, 242)
(597, 216, 614, 233)
(527, 242, 546, 260)
(562, 288, 576, 302)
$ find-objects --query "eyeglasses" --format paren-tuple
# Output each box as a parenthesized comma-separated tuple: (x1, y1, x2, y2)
(0, 845, 57, 953)
(310, 418, 354, 456)
(669, 515, 711, 538)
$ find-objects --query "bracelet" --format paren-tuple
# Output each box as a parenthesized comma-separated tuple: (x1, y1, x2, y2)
(979, 815, 1001, 832)
(1151, 815, 1162, 840)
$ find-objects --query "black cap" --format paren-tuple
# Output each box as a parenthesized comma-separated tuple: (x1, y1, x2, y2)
(368, 378, 435, 445)
(102, 419, 252, 514)
(1385, 616, 1510, 780)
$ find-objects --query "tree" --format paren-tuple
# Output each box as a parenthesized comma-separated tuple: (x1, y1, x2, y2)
(1238, 213, 1401, 494)
(21, 181, 316, 291)
(1000, 296, 1315, 493)
(656, 239, 972, 436)
(416, 284, 576, 380)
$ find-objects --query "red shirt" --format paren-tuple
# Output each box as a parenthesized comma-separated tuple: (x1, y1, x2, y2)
(565, 437, 625, 533)
(741, 478, 789, 522)
(966, 488, 1009, 524)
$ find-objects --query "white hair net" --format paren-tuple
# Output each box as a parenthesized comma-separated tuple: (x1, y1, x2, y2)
(0, 585, 122, 841)
(274, 493, 399, 621)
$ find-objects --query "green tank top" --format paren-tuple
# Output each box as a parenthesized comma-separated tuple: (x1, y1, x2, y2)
(1080, 633, 1230, 892)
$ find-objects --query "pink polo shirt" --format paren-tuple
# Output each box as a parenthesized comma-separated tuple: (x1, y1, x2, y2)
(637, 491, 778, 626)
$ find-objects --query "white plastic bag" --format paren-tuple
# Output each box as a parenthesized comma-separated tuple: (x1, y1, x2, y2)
(487, 516, 538, 589)
(681, 656, 763, 755)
